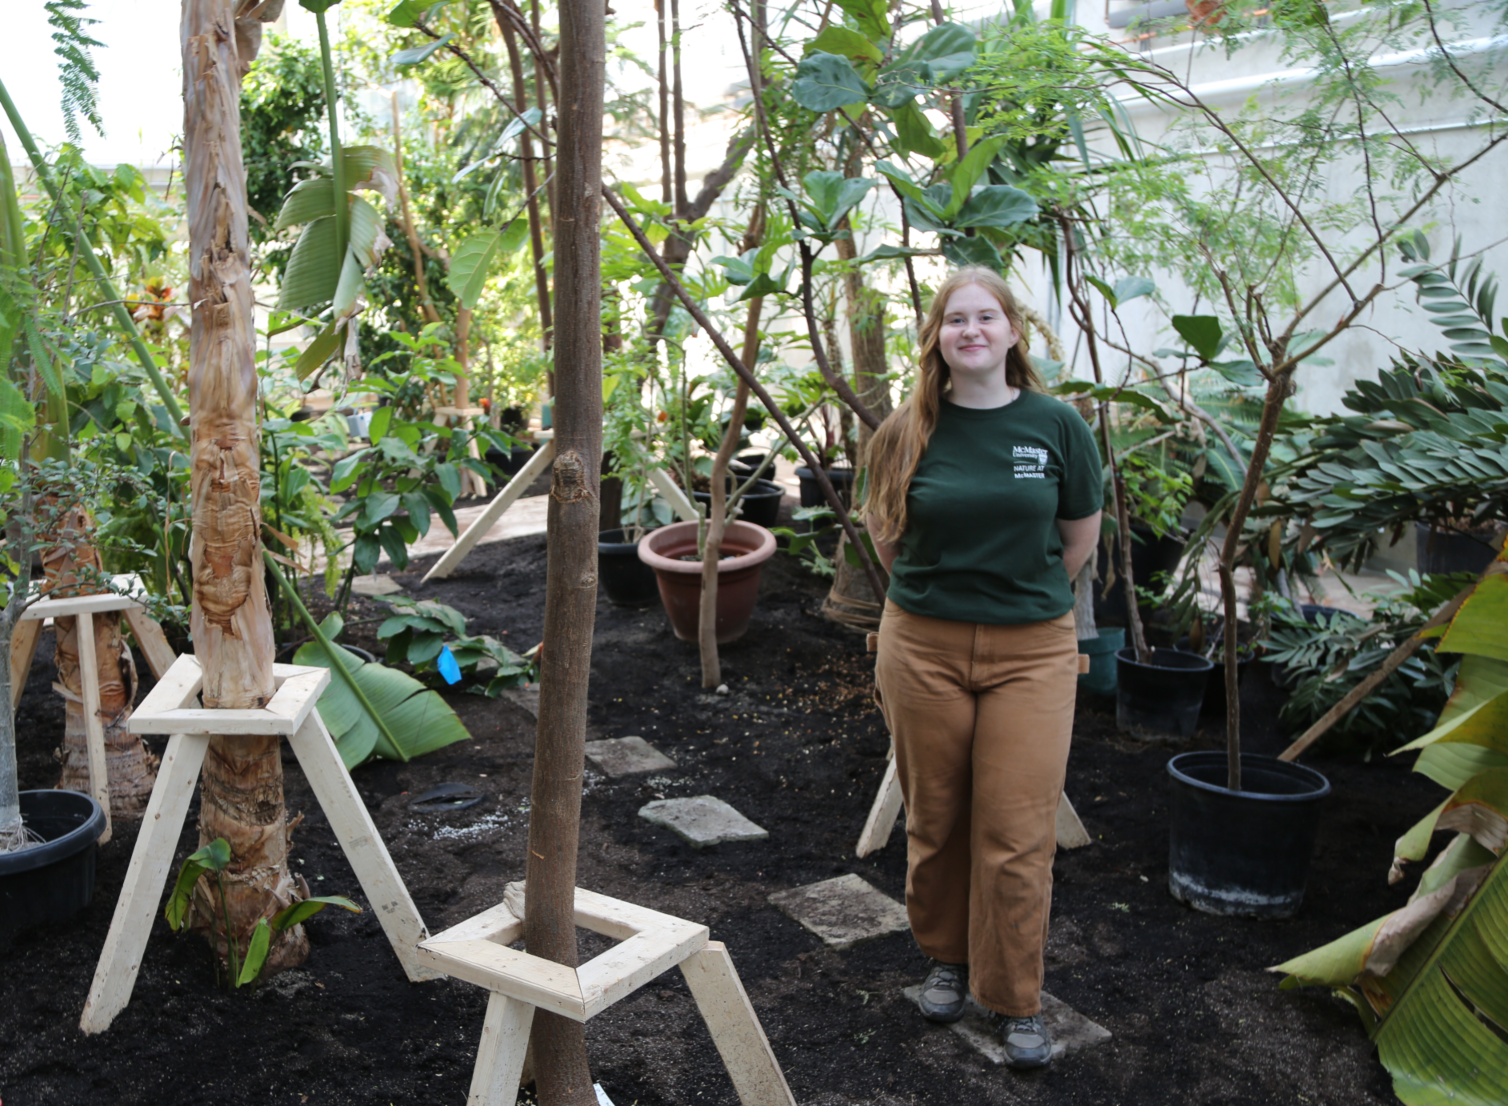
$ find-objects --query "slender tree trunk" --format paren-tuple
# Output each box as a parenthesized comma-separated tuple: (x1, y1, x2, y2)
(670, 0, 688, 217)
(183, 0, 306, 974)
(823, 228, 893, 631)
(656, 0, 671, 206)
(1218, 373, 1291, 792)
(523, 0, 603, 1097)
(699, 300, 761, 687)
(390, 93, 441, 326)
(495, 8, 554, 366)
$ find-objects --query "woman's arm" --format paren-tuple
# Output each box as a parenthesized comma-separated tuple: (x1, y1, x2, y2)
(1056, 512, 1102, 579)
(867, 515, 900, 575)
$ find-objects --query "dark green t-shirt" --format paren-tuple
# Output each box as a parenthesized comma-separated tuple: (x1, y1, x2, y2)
(887, 389, 1103, 626)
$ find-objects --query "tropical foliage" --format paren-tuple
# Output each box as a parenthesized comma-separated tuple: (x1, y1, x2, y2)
(1276, 563, 1508, 1106)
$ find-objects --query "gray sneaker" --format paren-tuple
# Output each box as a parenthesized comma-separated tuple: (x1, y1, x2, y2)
(1000, 1013, 1053, 1069)
(917, 961, 968, 1023)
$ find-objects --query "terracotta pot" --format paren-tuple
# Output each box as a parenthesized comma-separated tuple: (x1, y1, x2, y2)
(637, 520, 777, 644)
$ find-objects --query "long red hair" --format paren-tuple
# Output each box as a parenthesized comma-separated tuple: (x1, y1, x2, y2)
(865, 267, 1045, 544)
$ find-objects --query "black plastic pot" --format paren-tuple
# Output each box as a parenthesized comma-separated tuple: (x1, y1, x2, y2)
(1176, 637, 1255, 718)
(733, 452, 771, 476)
(795, 466, 855, 509)
(692, 479, 785, 529)
(1115, 646, 1213, 738)
(1415, 522, 1502, 576)
(485, 443, 540, 479)
(1, 790, 106, 931)
(1096, 524, 1187, 623)
(1167, 751, 1331, 918)
(598, 528, 660, 607)
(276, 641, 377, 665)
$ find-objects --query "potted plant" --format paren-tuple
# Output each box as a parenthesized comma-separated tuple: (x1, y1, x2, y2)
(637, 518, 778, 644)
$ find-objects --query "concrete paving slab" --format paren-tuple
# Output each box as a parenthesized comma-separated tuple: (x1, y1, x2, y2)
(902, 986, 1112, 1063)
(351, 573, 404, 597)
(497, 684, 539, 719)
(584, 735, 677, 778)
(769, 874, 910, 949)
(638, 795, 768, 847)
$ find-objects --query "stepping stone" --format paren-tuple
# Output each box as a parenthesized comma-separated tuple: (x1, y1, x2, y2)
(769, 874, 910, 949)
(584, 735, 677, 778)
(499, 685, 540, 719)
(902, 986, 1112, 1063)
(638, 795, 768, 847)
(351, 573, 404, 597)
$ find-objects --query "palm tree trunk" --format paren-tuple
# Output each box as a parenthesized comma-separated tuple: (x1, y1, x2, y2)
(42, 503, 157, 816)
(183, 0, 306, 975)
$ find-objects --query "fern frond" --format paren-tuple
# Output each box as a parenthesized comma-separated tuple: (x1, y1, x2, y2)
(46, 0, 105, 144)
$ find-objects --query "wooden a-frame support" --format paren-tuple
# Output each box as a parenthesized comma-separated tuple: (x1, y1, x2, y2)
(855, 633, 1093, 858)
(421, 431, 700, 583)
(420, 881, 796, 1106)
(10, 574, 178, 846)
(79, 653, 439, 1036)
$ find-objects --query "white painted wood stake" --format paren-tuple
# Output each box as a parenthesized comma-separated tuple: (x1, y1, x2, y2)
(422, 437, 557, 582)
(855, 746, 1093, 856)
(680, 941, 797, 1106)
(8, 617, 40, 709)
(72, 609, 112, 845)
(286, 709, 438, 983)
(855, 752, 902, 858)
(79, 731, 207, 1035)
(80, 655, 437, 1035)
(468, 992, 536, 1106)
(422, 884, 795, 1106)
(646, 465, 699, 523)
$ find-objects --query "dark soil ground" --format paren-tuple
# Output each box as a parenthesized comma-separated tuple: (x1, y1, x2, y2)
(2, 512, 1439, 1106)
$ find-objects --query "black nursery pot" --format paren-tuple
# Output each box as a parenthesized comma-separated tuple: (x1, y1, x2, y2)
(1, 790, 106, 931)
(1416, 522, 1502, 576)
(1116, 646, 1213, 739)
(598, 528, 660, 607)
(692, 479, 785, 530)
(795, 466, 855, 508)
(484, 443, 539, 479)
(1167, 751, 1331, 918)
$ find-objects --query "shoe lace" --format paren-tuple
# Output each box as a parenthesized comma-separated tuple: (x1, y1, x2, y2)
(1003, 1015, 1045, 1040)
(928, 962, 965, 989)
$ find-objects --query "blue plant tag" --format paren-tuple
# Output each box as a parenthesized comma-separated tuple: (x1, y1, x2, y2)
(437, 645, 462, 685)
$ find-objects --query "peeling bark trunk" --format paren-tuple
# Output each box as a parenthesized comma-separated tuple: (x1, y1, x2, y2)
(183, 0, 306, 975)
(822, 233, 892, 632)
(42, 504, 156, 817)
(523, 0, 602, 1096)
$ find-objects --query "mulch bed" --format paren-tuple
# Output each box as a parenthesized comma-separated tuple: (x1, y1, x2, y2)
(2, 519, 1436, 1105)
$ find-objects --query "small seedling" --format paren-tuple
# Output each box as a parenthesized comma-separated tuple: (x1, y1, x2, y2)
(165, 837, 361, 988)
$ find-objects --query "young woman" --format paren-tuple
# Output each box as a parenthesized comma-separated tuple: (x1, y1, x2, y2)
(866, 267, 1102, 1069)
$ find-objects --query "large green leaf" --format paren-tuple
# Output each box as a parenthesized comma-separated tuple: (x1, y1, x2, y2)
(447, 220, 528, 309)
(1172, 314, 1223, 361)
(945, 137, 1005, 217)
(279, 216, 340, 310)
(900, 22, 976, 80)
(294, 635, 472, 769)
(791, 52, 869, 113)
(333, 196, 382, 317)
(1280, 570, 1508, 1105)
(1438, 574, 1508, 662)
(806, 26, 883, 64)
(800, 171, 874, 232)
(871, 60, 932, 108)
(955, 185, 1038, 228)
(941, 235, 1003, 271)
(888, 100, 946, 159)
(275, 177, 335, 231)
(0, 376, 33, 460)
(833, 0, 890, 40)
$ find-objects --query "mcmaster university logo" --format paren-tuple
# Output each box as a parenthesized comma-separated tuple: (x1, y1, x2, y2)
(1013, 445, 1048, 479)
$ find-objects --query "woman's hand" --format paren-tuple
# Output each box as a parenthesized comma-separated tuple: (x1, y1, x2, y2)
(868, 514, 900, 575)
(1056, 512, 1102, 579)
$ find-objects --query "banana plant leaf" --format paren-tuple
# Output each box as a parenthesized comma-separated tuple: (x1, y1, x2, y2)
(291, 612, 471, 770)
(1275, 571, 1508, 1105)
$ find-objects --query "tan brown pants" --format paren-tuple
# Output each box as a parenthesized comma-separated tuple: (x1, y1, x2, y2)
(874, 600, 1078, 1016)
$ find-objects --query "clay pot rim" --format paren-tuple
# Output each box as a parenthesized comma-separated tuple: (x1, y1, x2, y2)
(637, 519, 777, 577)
